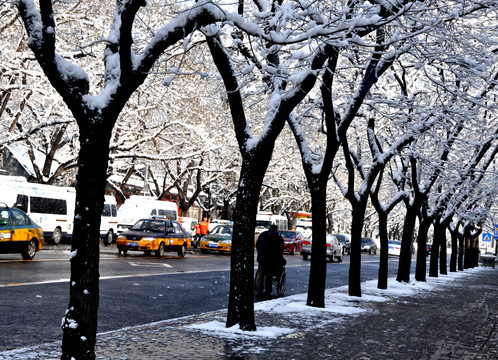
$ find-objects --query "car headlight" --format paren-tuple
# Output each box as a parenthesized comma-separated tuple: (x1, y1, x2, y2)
(220, 240, 231, 244)
(117, 235, 125, 240)
(143, 237, 155, 241)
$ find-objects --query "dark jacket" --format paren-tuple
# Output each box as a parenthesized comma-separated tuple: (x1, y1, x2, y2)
(256, 229, 285, 268)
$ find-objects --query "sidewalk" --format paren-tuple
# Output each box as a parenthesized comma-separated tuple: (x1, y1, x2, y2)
(1, 267, 496, 360)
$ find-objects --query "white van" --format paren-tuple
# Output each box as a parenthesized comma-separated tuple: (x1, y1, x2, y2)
(101, 195, 118, 245)
(179, 216, 198, 234)
(271, 214, 288, 230)
(255, 211, 288, 235)
(255, 211, 272, 235)
(295, 218, 313, 238)
(0, 176, 75, 244)
(117, 196, 178, 234)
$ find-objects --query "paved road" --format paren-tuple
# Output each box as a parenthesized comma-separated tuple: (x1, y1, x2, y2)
(0, 244, 408, 352)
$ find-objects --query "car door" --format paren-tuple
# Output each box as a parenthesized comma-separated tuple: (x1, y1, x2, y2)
(11, 209, 31, 242)
(0, 209, 14, 246)
(295, 232, 304, 252)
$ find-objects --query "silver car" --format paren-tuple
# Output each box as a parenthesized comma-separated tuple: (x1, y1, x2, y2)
(301, 234, 343, 262)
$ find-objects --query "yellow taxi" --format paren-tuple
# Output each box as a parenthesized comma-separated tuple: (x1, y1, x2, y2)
(199, 224, 233, 254)
(116, 218, 191, 257)
(0, 205, 44, 260)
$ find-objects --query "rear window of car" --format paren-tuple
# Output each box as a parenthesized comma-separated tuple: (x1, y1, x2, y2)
(279, 231, 295, 238)
(132, 219, 167, 232)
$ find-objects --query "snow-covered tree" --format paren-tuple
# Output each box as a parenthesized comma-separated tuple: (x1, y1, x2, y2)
(14, 0, 233, 357)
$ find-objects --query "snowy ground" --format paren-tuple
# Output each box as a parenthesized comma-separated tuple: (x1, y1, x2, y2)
(185, 267, 485, 338)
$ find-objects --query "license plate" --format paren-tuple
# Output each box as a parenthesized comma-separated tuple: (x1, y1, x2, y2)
(129, 242, 138, 247)
(208, 243, 218, 248)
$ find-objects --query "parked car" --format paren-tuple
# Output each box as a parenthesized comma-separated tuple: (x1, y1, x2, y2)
(333, 234, 351, 255)
(278, 230, 304, 255)
(361, 237, 377, 255)
(199, 224, 233, 254)
(116, 218, 191, 257)
(388, 240, 402, 256)
(0, 205, 44, 260)
(302, 234, 343, 262)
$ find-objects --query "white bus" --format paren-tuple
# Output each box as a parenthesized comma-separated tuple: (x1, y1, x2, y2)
(0, 176, 75, 244)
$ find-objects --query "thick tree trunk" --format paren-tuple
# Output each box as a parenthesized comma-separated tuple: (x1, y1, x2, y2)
(226, 155, 269, 330)
(397, 205, 417, 283)
(415, 218, 431, 282)
(449, 225, 459, 272)
(307, 185, 327, 307)
(349, 204, 366, 296)
(458, 230, 465, 271)
(439, 220, 449, 275)
(429, 221, 442, 277)
(464, 230, 471, 269)
(61, 123, 111, 360)
(377, 211, 389, 290)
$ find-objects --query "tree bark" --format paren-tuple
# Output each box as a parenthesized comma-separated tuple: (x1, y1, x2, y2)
(349, 204, 366, 296)
(306, 185, 327, 307)
(61, 118, 113, 359)
(449, 224, 459, 272)
(397, 204, 417, 282)
(429, 220, 442, 277)
(226, 152, 272, 330)
(415, 217, 431, 282)
(377, 211, 389, 289)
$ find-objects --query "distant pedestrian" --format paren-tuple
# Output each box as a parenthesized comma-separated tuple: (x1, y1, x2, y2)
(255, 224, 286, 297)
(199, 217, 209, 236)
(193, 223, 201, 248)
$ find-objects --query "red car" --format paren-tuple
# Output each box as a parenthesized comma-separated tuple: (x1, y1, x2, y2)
(278, 230, 304, 255)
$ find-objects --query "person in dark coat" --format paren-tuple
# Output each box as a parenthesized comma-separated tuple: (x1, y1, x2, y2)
(255, 224, 286, 297)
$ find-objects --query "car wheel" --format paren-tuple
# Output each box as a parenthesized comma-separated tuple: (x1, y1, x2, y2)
(22, 239, 37, 260)
(52, 228, 63, 245)
(290, 245, 295, 255)
(200, 248, 207, 254)
(156, 242, 165, 258)
(328, 255, 334, 262)
(104, 230, 114, 246)
(178, 244, 186, 257)
(302, 253, 309, 260)
(337, 254, 343, 263)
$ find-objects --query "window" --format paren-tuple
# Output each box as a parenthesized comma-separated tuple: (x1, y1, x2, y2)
(15, 195, 28, 213)
(30, 197, 67, 215)
(158, 209, 177, 220)
(0, 209, 10, 227)
(102, 204, 116, 217)
(171, 222, 183, 234)
(11, 209, 29, 226)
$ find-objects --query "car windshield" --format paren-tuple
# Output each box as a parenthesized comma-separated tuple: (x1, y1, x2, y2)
(279, 231, 295, 238)
(132, 219, 167, 232)
(211, 225, 233, 235)
(361, 238, 372, 244)
(255, 220, 271, 229)
(388, 240, 401, 245)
